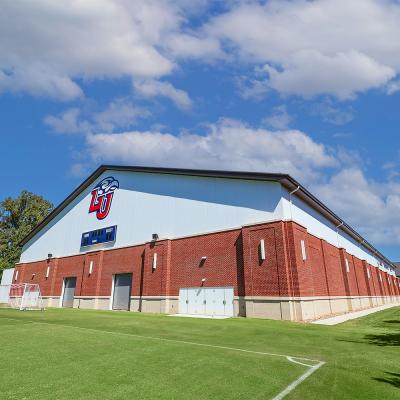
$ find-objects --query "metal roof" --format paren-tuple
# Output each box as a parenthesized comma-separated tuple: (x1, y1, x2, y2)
(19, 165, 395, 268)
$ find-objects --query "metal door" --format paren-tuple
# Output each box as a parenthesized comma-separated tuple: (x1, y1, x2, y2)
(179, 288, 188, 314)
(187, 287, 205, 314)
(223, 287, 234, 317)
(62, 277, 77, 308)
(204, 288, 228, 316)
(112, 273, 132, 310)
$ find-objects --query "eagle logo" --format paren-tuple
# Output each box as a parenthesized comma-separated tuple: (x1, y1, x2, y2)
(88, 176, 119, 220)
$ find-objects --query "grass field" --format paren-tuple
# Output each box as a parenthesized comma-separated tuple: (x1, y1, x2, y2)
(0, 307, 399, 399)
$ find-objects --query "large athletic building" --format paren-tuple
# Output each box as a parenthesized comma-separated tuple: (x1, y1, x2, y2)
(13, 165, 400, 320)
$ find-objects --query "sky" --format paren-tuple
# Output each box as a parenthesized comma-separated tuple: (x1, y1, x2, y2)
(1, 0, 400, 260)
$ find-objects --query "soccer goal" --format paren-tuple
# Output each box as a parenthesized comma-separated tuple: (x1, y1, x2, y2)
(0, 283, 45, 310)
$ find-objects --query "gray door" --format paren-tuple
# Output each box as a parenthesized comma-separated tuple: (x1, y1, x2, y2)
(62, 277, 76, 308)
(112, 273, 132, 310)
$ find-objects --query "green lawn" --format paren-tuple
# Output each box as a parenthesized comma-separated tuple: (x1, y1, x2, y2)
(0, 307, 399, 399)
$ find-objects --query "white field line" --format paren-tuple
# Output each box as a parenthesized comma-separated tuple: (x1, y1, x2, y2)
(272, 361, 326, 400)
(0, 316, 326, 399)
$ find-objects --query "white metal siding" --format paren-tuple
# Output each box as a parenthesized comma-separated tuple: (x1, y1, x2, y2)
(20, 171, 284, 263)
(0, 268, 15, 285)
(281, 188, 394, 275)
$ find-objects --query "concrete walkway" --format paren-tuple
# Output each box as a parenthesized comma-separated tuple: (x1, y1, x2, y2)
(311, 303, 399, 325)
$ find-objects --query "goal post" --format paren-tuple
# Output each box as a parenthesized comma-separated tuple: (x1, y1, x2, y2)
(0, 283, 45, 311)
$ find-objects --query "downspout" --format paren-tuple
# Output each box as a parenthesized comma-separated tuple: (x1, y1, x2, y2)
(288, 185, 300, 321)
(335, 221, 344, 248)
(289, 186, 300, 221)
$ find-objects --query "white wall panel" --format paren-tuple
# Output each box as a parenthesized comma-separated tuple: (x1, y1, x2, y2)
(0, 268, 15, 285)
(281, 189, 395, 275)
(20, 171, 284, 263)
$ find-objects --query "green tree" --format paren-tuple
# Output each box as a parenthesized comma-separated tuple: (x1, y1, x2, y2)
(0, 191, 53, 277)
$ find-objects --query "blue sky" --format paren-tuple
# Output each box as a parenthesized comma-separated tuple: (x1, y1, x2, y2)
(1, 0, 400, 259)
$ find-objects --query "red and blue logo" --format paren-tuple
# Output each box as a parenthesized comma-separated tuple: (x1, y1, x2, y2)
(89, 176, 119, 220)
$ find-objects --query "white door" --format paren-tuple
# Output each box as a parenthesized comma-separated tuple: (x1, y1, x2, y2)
(187, 287, 205, 315)
(179, 288, 188, 314)
(180, 287, 234, 317)
(223, 287, 234, 317)
(205, 288, 225, 316)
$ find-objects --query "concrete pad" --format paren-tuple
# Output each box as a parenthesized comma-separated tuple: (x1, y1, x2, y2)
(311, 303, 399, 325)
(169, 314, 230, 319)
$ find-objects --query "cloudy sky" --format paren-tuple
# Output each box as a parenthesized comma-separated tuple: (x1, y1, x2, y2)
(2, 0, 400, 259)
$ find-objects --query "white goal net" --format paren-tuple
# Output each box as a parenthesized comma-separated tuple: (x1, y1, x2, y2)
(0, 283, 45, 310)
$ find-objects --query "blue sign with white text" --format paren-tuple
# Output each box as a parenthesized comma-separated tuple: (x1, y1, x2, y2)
(81, 226, 117, 247)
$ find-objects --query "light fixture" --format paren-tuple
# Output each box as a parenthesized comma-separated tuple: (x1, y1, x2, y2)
(201, 256, 207, 261)
(47, 253, 53, 259)
(259, 239, 266, 261)
(300, 240, 307, 261)
(89, 261, 94, 275)
(152, 253, 157, 270)
(201, 278, 206, 282)
(152, 233, 159, 241)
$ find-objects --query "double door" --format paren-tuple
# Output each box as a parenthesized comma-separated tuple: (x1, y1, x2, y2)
(179, 287, 234, 317)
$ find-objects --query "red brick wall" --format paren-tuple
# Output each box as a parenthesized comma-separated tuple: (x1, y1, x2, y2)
(307, 235, 329, 297)
(14, 220, 399, 304)
(168, 228, 241, 296)
(243, 223, 285, 297)
(354, 258, 368, 296)
(321, 241, 346, 296)
(97, 245, 144, 297)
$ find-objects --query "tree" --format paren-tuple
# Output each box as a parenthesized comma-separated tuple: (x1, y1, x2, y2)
(0, 191, 53, 277)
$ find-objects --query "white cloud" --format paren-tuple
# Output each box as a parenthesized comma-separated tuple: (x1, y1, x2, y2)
(44, 99, 148, 134)
(263, 50, 394, 99)
(133, 79, 192, 110)
(0, 0, 218, 100)
(83, 119, 336, 182)
(208, 0, 400, 98)
(313, 168, 400, 245)
(312, 100, 354, 125)
(262, 105, 292, 130)
(0, 65, 83, 101)
(387, 80, 400, 95)
(44, 108, 89, 134)
(164, 33, 222, 59)
(3, 0, 400, 102)
(92, 99, 150, 132)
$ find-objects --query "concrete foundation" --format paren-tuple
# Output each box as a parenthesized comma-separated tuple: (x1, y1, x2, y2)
(43, 294, 400, 322)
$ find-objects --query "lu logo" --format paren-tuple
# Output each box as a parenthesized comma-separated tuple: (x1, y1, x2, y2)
(89, 176, 119, 220)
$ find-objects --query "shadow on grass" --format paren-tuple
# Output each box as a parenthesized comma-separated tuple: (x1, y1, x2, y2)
(364, 332, 400, 346)
(373, 372, 400, 389)
(364, 321, 400, 346)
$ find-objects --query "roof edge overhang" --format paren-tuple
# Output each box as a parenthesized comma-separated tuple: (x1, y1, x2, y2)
(19, 165, 395, 269)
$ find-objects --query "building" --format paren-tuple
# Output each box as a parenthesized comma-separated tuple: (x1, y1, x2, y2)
(13, 165, 400, 321)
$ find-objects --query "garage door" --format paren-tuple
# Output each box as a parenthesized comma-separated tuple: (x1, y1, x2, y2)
(179, 287, 234, 317)
(62, 277, 77, 308)
(112, 273, 132, 310)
